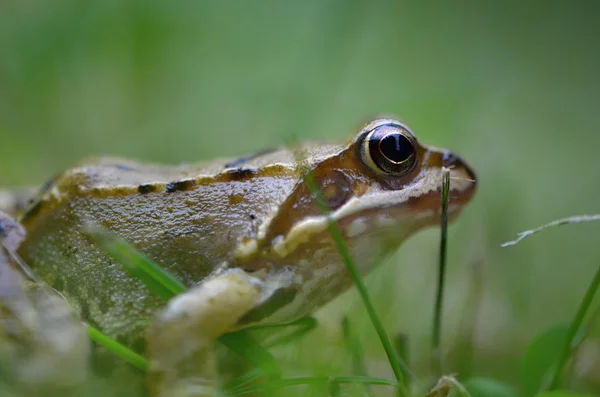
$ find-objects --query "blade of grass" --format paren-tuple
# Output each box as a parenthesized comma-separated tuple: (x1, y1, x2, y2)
(393, 332, 412, 394)
(86, 324, 148, 372)
(284, 133, 411, 396)
(219, 331, 280, 377)
(342, 317, 370, 396)
(244, 315, 317, 331)
(89, 226, 279, 374)
(88, 226, 186, 300)
(221, 368, 266, 393)
(342, 317, 367, 378)
(501, 215, 600, 247)
(432, 168, 451, 377)
(329, 377, 342, 397)
(565, 307, 600, 383)
(547, 262, 600, 390)
(449, 260, 484, 378)
(261, 316, 318, 347)
(299, 167, 410, 397)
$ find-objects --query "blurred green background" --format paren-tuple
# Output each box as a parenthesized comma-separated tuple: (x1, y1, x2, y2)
(1, 0, 600, 395)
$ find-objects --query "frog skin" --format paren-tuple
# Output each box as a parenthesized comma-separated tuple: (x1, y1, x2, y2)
(8, 118, 476, 396)
(0, 211, 90, 395)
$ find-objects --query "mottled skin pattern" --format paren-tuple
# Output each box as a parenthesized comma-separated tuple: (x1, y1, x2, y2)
(0, 211, 90, 393)
(18, 156, 303, 346)
(10, 118, 476, 395)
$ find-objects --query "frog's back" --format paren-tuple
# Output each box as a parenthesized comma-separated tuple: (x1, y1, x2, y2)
(16, 152, 313, 344)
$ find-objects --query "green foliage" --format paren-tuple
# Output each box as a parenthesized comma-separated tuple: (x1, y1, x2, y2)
(506, 215, 600, 395)
(86, 325, 148, 372)
(519, 325, 570, 396)
(549, 264, 600, 390)
(219, 332, 280, 378)
(432, 169, 451, 376)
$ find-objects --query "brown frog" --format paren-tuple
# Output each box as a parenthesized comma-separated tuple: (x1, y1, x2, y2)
(3, 118, 476, 396)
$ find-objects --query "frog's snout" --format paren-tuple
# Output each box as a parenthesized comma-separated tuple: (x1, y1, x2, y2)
(442, 150, 477, 203)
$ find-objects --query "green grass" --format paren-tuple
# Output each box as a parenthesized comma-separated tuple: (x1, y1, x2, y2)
(501, 216, 600, 394)
(432, 169, 451, 377)
(86, 325, 148, 372)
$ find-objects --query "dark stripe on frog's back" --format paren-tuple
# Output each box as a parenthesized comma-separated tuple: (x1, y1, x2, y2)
(18, 142, 348, 226)
(19, 157, 297, 230)
(165, 179, 197, 193)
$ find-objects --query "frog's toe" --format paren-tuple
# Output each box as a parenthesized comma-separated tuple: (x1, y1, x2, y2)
(147, 269, 262, 397)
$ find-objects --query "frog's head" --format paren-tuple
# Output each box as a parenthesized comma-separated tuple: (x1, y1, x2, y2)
(236, 117, 476, 280)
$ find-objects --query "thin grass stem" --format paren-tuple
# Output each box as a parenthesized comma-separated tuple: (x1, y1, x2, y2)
(301, 170, 409, 397)
(342, 317, 370, 396)
(86, 325, 148, 372)
(262, 316, 318, 347)
(565, 306, 600, 383)
(501, 214, 600, 247)
(342, 317, 367, 378)
(393, 332, 411, 395)
(88, 226, 186, 300)
(548, 262, 600, 390)
(244, 315, 316, 331)
(221, 368, 265, 392)
(432, 168, 450, 376)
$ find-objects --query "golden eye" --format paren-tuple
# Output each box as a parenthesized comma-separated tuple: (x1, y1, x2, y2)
(360, 124, 417, 175)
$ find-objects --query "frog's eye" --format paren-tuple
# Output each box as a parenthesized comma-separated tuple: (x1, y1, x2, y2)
(360, 124, 417, 175)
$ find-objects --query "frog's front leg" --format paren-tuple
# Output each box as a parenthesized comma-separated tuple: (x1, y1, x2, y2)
(147, 269, 263, 397)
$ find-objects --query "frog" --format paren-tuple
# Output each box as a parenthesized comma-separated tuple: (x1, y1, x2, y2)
(3, 117, 476, 397)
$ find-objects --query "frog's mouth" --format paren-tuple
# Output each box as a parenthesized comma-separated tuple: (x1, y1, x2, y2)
(402, 157, 477, 216)
(338, 174, 475, 245)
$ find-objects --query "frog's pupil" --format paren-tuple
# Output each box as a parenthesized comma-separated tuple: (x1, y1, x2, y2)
(379, 133, 413, 163)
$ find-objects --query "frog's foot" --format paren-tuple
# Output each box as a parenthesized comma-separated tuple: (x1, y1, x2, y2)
(147, 269, 262, 397)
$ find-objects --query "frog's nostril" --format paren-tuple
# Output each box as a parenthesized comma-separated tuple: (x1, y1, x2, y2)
(443, 151, 477, 195)
(442, 151, 458, 167)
